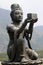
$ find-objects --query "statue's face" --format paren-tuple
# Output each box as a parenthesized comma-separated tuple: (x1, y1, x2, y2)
(13, 9, 23, 22)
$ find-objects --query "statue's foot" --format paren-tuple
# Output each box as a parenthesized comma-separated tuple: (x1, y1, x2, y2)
(21, 57, 29, 62)
(25, 48, 38, 60)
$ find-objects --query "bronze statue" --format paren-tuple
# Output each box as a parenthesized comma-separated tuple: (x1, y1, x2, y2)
(6, 4, 38, 62)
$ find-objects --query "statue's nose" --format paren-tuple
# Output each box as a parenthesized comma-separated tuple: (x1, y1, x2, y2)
(19, 14, 21, 16)
(19, 14, 22, 18)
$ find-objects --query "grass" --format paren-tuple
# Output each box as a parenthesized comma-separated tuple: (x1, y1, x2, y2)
(37, 50, 43, 58)
(0, 53, 8, 61)
(0, 50, 43, 61)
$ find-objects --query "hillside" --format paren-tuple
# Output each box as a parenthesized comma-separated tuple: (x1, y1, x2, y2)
(0, 8, 10, 53)
(0, 8, 11, 27)
(0, 8, 43, 53)
(31, 26, 43, 50)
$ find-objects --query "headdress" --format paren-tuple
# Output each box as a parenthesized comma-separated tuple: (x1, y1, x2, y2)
(11, 4, 22, 11)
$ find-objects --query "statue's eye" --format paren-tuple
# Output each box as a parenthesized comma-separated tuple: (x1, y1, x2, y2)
(21, 13, 23, 15)
(15, 12, 19, 14)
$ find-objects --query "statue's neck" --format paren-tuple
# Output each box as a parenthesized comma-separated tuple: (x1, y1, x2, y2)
(11, 22, 21, 28)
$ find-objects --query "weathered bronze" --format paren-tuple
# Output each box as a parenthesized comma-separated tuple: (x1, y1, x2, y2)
(6, 4, 38, 62)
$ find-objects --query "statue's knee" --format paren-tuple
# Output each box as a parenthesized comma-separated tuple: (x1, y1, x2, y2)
(17, 38, 25, 53)
(17, 38, 25, 46)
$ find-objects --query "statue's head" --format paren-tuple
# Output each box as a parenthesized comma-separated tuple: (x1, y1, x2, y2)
(10, 4, 23, 24)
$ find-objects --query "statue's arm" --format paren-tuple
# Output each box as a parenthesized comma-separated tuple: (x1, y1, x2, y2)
(28, 22, 34, 40)
(17, 19, 32, 36)
(28, 18, 38, 40)
(6, 24, 14, 32)
(6, 24, 19, 39)
(26, 18, 38, 40)
(23, 22, 34, 40)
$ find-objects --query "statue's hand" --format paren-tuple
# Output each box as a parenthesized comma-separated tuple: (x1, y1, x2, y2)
(32, 18, 38, 23)
(24, 18, 32, 23)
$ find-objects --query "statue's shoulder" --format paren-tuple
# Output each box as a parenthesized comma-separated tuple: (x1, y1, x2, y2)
(6, 23, 19, 31)
(7, 24, 14, 28)
(6, 24, 15, 31)
(7, 23, 14, 29)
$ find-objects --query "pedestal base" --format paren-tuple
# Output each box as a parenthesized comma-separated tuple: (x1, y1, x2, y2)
(1, 58, 43, 65)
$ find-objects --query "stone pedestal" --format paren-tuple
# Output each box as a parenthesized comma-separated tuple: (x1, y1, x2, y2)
(1, 58, 43, 65)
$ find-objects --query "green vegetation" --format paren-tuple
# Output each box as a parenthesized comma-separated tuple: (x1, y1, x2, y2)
(37, 50, 43, 58)
(0, 53, 8, 61)
(0, 50, 43, 61)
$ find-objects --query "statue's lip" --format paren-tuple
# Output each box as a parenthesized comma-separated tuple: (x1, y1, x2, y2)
(18, 19, 22, 20)
(18, 17, 22, 20)
(19, 18, 22, 20)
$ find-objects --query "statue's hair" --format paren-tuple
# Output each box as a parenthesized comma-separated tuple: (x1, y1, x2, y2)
(11, 4, 22, 11)
(10, 11, 14, 22)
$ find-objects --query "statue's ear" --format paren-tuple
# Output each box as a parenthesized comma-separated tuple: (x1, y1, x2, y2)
(10, 11, 13, 19)
(10, 11, 12, 17)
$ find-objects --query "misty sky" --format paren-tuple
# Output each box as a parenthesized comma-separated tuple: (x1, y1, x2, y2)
(0, 0, 43, 27)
